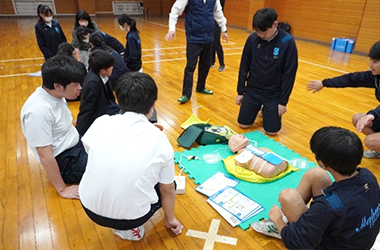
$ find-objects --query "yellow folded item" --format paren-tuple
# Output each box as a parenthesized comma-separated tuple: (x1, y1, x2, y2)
(181, 114, 210, 129)
(223, 155, 299, 183)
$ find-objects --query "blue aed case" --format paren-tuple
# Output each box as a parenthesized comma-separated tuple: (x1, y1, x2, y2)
(331, 37, 355, 53)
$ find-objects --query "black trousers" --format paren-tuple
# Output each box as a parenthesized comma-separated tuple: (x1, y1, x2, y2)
(212, 24, 224, 66)
(55, 140, 88, 184)
(182, 41, 213, 98)
(81, 184, 162, 230)
(81, 182, 177, 230)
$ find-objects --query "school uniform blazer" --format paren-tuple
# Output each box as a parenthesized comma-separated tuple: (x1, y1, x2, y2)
(35, 20, 67, 59)
(124, 30, 142, 72)
(91, 46, 128, 90)
(76, 69, 117, 136)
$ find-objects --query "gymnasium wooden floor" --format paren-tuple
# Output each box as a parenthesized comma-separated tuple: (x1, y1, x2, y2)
(1, 15, 379, 250)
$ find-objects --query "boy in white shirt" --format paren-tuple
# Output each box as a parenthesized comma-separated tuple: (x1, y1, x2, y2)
(79, 72, 183, 241)
(21, 55, 87, 199)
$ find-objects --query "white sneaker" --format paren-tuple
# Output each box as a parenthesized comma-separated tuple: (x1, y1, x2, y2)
(251, 219, 281, 239)
(363, 150, 380, 159)
(114, 225, 145, 241)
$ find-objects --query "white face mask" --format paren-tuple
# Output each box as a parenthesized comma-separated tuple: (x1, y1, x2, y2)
(45, 16, 53, 23)
(83, 38, 90, 43)
(119, 25, 126, 31)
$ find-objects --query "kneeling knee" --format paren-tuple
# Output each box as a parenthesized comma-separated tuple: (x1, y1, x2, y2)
(278, 188, 297, 203)
(265, 130, 278, 136)
(364, 135, 380, 150)
(239, 123, 251, 129)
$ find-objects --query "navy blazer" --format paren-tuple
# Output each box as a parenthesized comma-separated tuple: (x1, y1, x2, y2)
(35, 20, 67, 59)
(76, 69, 118, 136)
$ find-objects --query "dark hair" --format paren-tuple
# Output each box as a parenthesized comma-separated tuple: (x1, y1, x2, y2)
(56, 42, 74, 57)
(37, 5, 53, 22)
(88, 50, 115, 74)
(369, 40, 380, 61)
(310, 126, 362, 176)
(252, 8, 277, 31)
(76, 26, 94, 41)
(89, 32, 114, 52)
(42, 55, 85, 89)
(115, 72, 157, 114)
(74, 10, 95, 29)
(118, 13, 139, 32)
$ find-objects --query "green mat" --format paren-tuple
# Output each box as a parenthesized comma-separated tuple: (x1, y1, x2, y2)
(174, 131, 317, 230)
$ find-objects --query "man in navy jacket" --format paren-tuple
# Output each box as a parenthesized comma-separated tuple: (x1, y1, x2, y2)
(165, 0, 228, 104)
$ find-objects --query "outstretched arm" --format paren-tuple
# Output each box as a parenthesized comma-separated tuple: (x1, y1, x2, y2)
(307, 80, 324, 93)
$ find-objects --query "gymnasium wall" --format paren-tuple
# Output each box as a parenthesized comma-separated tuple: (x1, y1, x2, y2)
(1, 0, 378, 53)
(94, 0, 175, 15)
(224, 0, 379, 54)
(0, 0, 175, 16)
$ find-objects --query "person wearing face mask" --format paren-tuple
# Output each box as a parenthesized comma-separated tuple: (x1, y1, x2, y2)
(75, 26, 124, 68)
(117, 14, 159, 122)
(118, 14, 142, 72)
(35, 5, 67, 60)
(71, 10, 100, 49)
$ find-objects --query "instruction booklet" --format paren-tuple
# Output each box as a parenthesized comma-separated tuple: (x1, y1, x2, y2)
(196, 172, 264, 227)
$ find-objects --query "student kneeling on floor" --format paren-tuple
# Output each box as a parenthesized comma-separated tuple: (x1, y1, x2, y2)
(79, 72, 183, 241)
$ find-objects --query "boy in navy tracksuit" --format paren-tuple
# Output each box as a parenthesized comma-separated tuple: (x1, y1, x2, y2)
(236, 8, 298, 135)
(35, 5, 66, 59)
(307, 41, 380, 159)
(251, 126, 380, 250)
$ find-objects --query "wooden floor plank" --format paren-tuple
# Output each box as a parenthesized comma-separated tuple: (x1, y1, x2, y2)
(1, 15, 378, 250)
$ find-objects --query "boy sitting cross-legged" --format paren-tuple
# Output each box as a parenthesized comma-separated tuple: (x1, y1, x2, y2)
(251, 126, 380, 250)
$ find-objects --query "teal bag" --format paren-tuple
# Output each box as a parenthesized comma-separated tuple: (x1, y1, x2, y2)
(177, 124, 234, 148)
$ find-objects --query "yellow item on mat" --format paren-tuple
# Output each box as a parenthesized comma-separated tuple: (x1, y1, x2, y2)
(223, 155, 299, 183)
(204, 125, 236, 139)
(181, 114, 210, 129)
